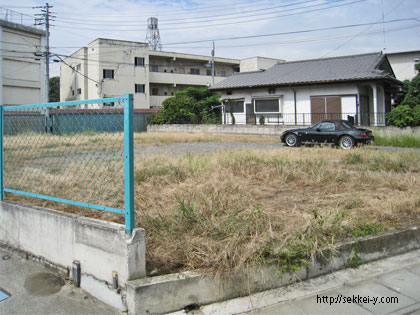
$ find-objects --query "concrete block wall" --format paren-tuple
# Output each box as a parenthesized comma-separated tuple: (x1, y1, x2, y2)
(0, 201, 146, 310)
(148, 124, 420, 138)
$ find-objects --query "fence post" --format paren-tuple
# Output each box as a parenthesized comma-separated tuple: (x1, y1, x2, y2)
(0, 105, 3, 201)
(124, 94, 134, 235)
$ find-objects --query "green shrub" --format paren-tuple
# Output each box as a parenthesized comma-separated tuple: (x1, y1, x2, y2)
(386, 105, 420, 127)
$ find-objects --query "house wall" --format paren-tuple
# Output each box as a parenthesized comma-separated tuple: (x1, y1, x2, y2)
(387, 51, 420, 81)
(219, 82, 389, 126)
(220, 83, 359, 125)
(0, 21, 45, 105)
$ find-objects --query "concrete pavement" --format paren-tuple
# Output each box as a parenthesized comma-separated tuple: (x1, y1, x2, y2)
(0, 247, 119, 315)
(186, 249, 420, 315)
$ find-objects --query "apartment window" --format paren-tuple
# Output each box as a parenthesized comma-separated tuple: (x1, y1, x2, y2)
(190, 68, 200, 75)
(254, 98, 280, 113)
(151, 65, 159, 72)
(225, 100, 244, 113)
(77, 88, 82, 95)
(76, 64, 81, 71)
(152, 88, 159, 96)
(135, 84, 145, 94)
(206, 69, 211, 76)
(103, 69, 114, 79)
(135, 57, 145, 66)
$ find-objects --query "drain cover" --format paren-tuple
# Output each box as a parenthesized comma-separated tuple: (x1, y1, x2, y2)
(0, 288, 11, 302)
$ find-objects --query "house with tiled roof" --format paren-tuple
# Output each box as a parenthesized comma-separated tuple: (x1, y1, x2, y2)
(210, 52, 402, 126)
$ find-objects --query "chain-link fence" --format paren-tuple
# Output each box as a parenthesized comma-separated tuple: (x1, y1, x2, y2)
(0, 94, 135, 234)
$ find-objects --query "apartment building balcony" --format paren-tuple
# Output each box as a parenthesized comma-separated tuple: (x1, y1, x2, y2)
(149, 71, 225, 86)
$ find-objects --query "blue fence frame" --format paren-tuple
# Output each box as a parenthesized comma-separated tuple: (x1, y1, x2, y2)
(0, 94, 135, 235)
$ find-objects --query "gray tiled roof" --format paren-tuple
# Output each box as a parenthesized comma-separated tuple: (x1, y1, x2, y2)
(211, 52, 397, 90)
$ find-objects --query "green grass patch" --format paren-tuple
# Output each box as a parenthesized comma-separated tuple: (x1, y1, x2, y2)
(374, 135, 420, 148)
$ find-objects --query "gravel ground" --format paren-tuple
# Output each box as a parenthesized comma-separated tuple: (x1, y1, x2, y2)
(134, 142, 420, 158)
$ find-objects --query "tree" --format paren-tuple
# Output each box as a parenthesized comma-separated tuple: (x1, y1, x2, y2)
(148, 87, 221, 124)
(387, 64, 420, 127)
(49, 76, 60, 102)
(148, 96, 198, 124)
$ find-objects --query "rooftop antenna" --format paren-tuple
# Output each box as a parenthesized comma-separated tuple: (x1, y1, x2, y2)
(145, 17, 162, 51)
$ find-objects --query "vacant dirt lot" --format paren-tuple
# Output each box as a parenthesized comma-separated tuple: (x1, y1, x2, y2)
(6, 132, 420, 276)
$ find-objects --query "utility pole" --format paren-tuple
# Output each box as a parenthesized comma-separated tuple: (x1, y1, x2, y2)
(34, 3, 54, 103)
(211, 41, 215, 86)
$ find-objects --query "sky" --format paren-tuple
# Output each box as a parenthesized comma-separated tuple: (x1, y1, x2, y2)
(1, 0, 420, 77)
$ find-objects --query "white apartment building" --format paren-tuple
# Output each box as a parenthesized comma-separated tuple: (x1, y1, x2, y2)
(60, 38, 243, 109)
(0, 19, 46, 106)
(387, 50, 420, 81)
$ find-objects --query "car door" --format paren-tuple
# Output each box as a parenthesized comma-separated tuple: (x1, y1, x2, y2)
(315, 121, 336, 143)
(301, 122, 321, 142)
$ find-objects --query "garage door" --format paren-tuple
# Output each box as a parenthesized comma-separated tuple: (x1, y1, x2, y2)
(310, 96, 342, 124)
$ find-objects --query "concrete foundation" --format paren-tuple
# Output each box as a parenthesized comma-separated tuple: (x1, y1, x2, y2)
(0, 201, 146, 311)
(147, 124, 420, 138)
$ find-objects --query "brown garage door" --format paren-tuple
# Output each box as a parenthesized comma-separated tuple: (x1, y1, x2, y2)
(311, 96, 342, 124)
(311, 97, 325, 124)
(326, 96, 342, 119)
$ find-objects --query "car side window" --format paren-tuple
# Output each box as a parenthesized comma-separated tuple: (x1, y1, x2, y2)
(319, 122, 335, 131)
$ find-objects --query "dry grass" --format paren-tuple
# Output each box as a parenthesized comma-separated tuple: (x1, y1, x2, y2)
(134, 132, 278, 145)
(5, 132, 420, 276)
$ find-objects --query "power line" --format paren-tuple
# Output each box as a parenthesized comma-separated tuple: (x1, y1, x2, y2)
(55, 55, 100, 84)
(50, 0, 367, 32)
(164, 18, 420, 45)
(52, 0, 330, 25)
(53, 0, 283, 17)
(322, 0, 408, 57)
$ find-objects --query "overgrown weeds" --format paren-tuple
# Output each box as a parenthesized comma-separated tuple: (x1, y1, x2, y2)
(5, 136, 420, 276)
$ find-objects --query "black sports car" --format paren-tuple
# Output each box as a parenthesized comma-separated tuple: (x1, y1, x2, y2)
(280, 120, 374, 149)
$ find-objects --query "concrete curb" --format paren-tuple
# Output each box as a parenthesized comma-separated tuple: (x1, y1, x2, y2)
(126, 226, 420, 315)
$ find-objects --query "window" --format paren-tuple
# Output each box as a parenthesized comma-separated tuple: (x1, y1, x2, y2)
(190, 68, 200, 75)
(225, 100, 244, 113)
(104, 102, 115, 107)
(227, 91, 232, 96)
(135, 84, 145, 94)
(206, 69, 212, 76)
(254, 99, 280, 113)
(135, 57, 145, 66)
(103, 69, 114, 79)
(318, 122, 335, 131)
(221, 71, 226, 77)
(77, 88, 82, 95)
(151, 88, 159, 96)
(151, 65, 158, 72)
(76, 64, 81, 71)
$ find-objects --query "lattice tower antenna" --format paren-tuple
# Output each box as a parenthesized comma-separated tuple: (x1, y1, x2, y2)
(145, 17, 162, 51)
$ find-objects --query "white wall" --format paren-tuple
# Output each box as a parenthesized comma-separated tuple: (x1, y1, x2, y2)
(1, 22, 45, 105)
(387, 51, 420, 81)
(220, 83, 359, 125)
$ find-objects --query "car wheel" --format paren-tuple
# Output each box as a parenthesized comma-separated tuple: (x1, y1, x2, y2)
(285, 133, 299, 147)
(339, 135, 354, 149)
